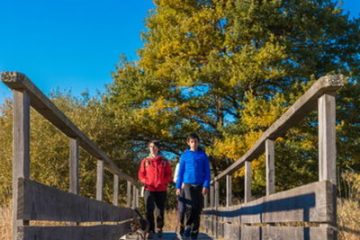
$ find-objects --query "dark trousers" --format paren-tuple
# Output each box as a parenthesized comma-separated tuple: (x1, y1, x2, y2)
(144, 190, 167, 233)
(177, 190, 186, 231)
(183, 184, 203, 237)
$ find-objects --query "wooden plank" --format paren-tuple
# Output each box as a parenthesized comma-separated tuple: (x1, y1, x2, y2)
(226, 175, 232, 207)
(113, 175, 119, 206)
(202, 181, 335, 224)
(223, 223, 240, 239)
(265, 139, 275, 195)
(214, 181, 219, 208)
(210, 185, 214, 207)
(18, 178, 136, 222)
(20, 222, 131, 240)
(261, 225, 336, 240)
(96, 160, 104, 201)
(216, 75, 344, 180)
(241, 226, 260, 240)
(318, 93, 337, 185)
(126, 181, 132, 208)
(69, 138, 79, 194)
(12, 90, 30, 240)
(1, 72, 136, 185)
(244, 161, 251, 203)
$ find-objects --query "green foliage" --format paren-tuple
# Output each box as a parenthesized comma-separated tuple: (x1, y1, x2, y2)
(108, 0, 360, 199)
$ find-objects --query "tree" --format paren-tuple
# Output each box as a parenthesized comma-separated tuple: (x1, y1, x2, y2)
(108, 0, 360, 197)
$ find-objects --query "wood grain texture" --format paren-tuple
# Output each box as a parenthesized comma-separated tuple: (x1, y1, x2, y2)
(18, 178, 136, 222)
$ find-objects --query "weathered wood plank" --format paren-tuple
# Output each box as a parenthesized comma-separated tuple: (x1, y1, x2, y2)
(96, 160, 104, 201)
(318, 93, 337, 185)
(262, 225, 335, 240)
(216, 75, 343, 180)
(69, 138, 79, 194)
(265, 139, 275, 195)
(244, 161, 251, 203)
(20, 222, 131, 240)
(203, 181, 335, 224)
(1, 72, 136, 185)
(127, 181, 132, 208)
(13, 90, 31, 240)
(113, 175, 119, 206)
(18, 178, 136, 222)
(226, 175, 232, 207)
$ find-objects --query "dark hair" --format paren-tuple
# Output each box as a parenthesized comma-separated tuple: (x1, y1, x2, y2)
(187, 133, 200, 142)
(148, 140, 161, 148)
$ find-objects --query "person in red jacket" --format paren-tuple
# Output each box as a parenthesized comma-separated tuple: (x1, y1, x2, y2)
(138, 140, 172, 239)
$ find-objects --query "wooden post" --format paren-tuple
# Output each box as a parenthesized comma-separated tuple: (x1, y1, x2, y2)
(69, 138, 79, 194)
(132, 185, 137, 208)
(226, 175, 232, 207)
(127, 181, 132, 208)
(210, 184, 214, 207)
(135, 188, 139, 208)
(245, 161, 252, 203)
(214, 180, 219, 208)
(12, 90, 30, 240)
(113, 175, 119, 206)
(204, 191, 208, 208)
(318, 93, 337, 185)
(96, 160, 104, 201)
(266, 139, 275, 195)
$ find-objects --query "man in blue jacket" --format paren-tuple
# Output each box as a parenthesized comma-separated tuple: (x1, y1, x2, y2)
(176, 133, 211, 240)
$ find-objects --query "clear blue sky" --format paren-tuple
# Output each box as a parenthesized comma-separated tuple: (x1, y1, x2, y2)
(0, 0, 359, 104)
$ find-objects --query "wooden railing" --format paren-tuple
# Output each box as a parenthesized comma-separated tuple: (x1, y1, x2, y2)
(1, 72, 141, 240)
(202, 75, 344, 240)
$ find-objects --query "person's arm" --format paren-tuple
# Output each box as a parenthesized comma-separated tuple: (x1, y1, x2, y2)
(176, 155, 185, 190)
(203, 154, 211, 189)
(138, 159, 146, 185)
(173, 163, 179, 183)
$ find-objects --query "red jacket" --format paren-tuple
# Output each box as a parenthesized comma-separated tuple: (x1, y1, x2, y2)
(138, 155, 172, 192)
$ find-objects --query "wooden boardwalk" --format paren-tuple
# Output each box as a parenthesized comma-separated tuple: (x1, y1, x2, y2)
(124, 232, 213, 240)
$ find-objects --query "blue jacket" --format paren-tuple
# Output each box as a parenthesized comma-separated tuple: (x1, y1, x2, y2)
(176, 149, 211, 189)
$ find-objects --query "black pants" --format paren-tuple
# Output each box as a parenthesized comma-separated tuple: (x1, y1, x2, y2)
(183, 184, 203, 238)
(177, 190, 186, 231)
(144, 190, 167, 233)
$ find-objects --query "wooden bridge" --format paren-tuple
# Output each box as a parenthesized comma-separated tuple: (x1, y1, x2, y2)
(1, 72, 343, 240)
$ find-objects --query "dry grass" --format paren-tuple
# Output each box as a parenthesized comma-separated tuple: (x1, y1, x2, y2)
(0, 204, 11, 240)
(338, 199, 360, 240)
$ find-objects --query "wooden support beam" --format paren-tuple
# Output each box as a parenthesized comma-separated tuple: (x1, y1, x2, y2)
(245, 161, 252, 203)
(210, 185, 214, 207)
(113, 175, 119, 206)
(132, 185, 137, 208)
(96, 160, 104, 201)
(12, 90, 30, 240)
(318, 93, 337, 185)
(266, 139, 275, 195)
(226, 175, 232, 207)
(69, 138, 79, 194)
(215, 181, 219, 208)
(127, 181, 132, 208)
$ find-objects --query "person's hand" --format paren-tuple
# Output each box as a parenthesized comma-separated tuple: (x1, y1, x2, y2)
(202, 187, 209, 195)
(176, 189, 181, 196)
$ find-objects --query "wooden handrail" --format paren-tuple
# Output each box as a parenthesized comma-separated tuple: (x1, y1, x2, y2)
(214, 75, 344, 182)
(1, 71, 137, 185)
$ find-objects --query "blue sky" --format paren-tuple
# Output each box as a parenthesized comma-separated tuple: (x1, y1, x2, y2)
(0, 0, 359, 104)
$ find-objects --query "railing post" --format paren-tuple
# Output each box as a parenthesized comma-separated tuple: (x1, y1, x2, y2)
(318, 93, 337, 185)
(266, 139, 275, 195)
(12, 90, 30, 240)
(226, 175, 232, 207)
(204, 190, 208, 208)
(127, 181, 132, 207)
(69, 138, 79, 194)
(210, 184, 214, 207)
(96, 160, 104, 201)
(132, 185, 137, 208)
(245, 161, 252, 203)
(214, 180, 219, 238)
(113, 175, 119, 206)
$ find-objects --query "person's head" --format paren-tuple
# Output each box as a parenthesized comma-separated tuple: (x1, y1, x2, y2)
(148, 140, 160, 157)
(187, 133, 200, 151)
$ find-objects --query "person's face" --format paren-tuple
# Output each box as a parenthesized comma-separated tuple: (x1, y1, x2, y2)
(187, 138, 199, 151)
(149, 143, 159, 156)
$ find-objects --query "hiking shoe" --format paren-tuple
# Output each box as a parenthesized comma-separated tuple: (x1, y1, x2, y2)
(157, 228, 163, 238)
(184, 226, 191, 238)
(146, 231, 154, 239)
